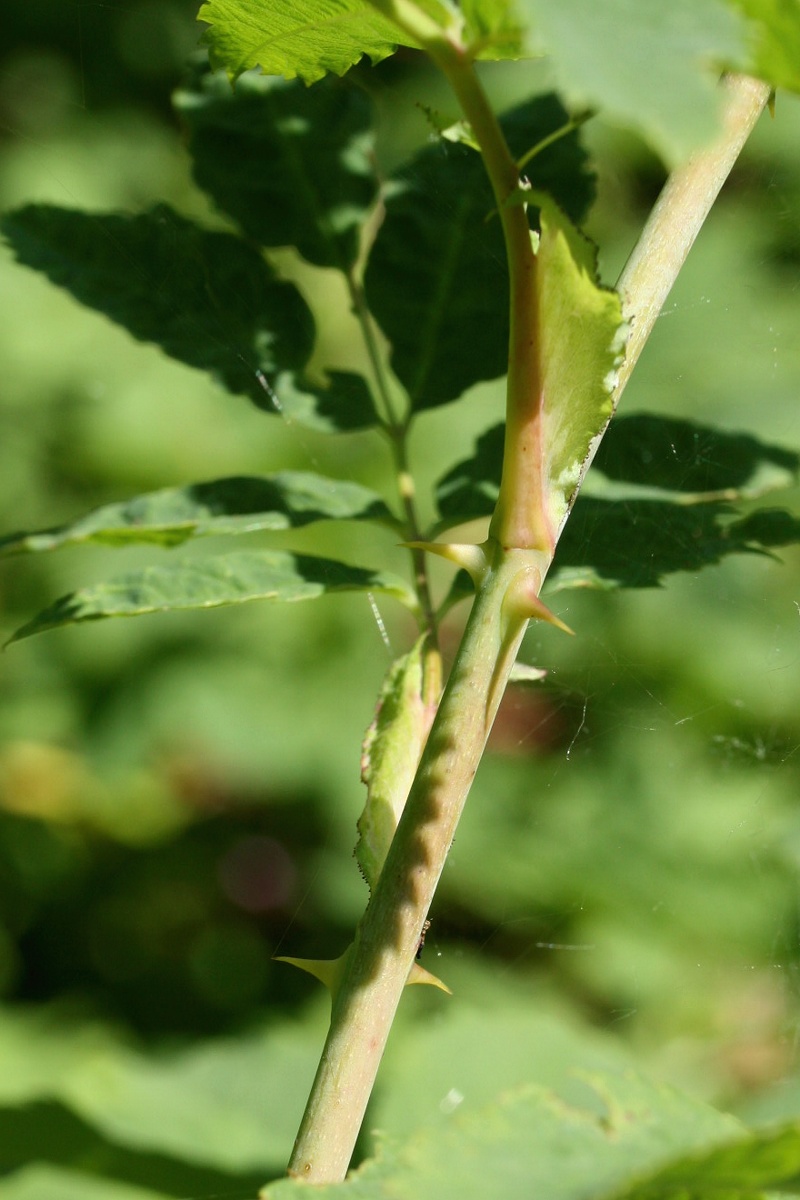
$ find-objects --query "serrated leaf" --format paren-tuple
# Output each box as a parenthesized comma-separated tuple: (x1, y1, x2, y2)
(175, 61, 379, 270)
(729, 0, 800, 94)
(0, 204, 313, 411)
(591, 412, 799, 496)
(364, 95, 595, 412)
(356, 635, 433, 891)
(6, 551, 414, 644)
(518, 0, 748, 163)
(262, 1071, 800, 1199)
(0, 474, 396, 555)
(197, 0, 444, 83)
(550, 496, 800, 590)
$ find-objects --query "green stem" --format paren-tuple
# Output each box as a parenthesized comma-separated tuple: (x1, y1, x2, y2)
(286, 540, 547, 1183)
(346, 268, 439, 645)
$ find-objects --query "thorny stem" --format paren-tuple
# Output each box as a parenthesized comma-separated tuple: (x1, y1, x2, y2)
(284, 0, 771, 1177)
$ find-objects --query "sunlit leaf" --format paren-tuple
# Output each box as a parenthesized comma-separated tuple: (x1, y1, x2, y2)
(517, 0, 748, 163)
(364, 95, 595, 412)
(0, 204, 313, 411)
(6, 551, 414, 644)
(0, 474, 396, 554)
(262, 1071, 800, 1198)
(197, 0, 448, 83)
(730, 0, 800, 93)
(269, 370, 378, 431)
(459, 0, 528, 59)
(175, 61, 379, 270)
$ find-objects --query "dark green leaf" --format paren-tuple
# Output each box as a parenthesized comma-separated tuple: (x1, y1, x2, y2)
(550, 496, 800, 590)
(592, 413, 798, 495)
(175, 62, 379, 271)
(6, 551, 414, 644)
(0, 474, 396, 555)
(364, 94, 595, 412)
(0, 204, 313, 412)
(435, 422, 504, 525)
(270, 370, 377, 431)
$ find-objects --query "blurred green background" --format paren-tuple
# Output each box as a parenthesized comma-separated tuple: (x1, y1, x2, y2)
(0, 2, 799, 1196)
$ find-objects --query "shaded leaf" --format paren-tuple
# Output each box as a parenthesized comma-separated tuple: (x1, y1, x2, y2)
(592, 412, 799, 495)
(6, 551, 414, 644)
(175, 61, 379, 270)
(549, 496, 799, 590)
(0, 1007, 318, 1172)
(0, 1165, 168, 1200)
(0, 474, 396, 555)
(364, 95, 595, 412)
(262, 1071, 800, 1199)
(197, 0, 441, 83)
(0, 203, 313, 411)
(517, 0, 748, 163)
(356, 636, 433, 891)
(269, 369, 378, 431)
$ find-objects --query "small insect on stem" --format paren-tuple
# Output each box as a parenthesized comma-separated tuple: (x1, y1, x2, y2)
(416, 919, 432, 961)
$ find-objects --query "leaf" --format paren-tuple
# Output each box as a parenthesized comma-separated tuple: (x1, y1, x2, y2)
(459, 0, 528, 59)
(0, 1006, 320, 1172)
(0, 203, 314, 408)
(5, 551, 414, 644)
(517, 0, 748, 163)
(197, 0, 438, 83)
(729, 0, 800, 94)
(175, 61, 379, 271)
(0, 474, 396, 554)
(522, 193, 626, 545)
(0, 1166, 169, 1200)
(591, 412, 799, 496)
(261, 1071, 800, 1198)
(364, 95, 595, 412)
(356, 636, 433, 891)
(550, 496, 800, 590)
(269, 369, 378, 432)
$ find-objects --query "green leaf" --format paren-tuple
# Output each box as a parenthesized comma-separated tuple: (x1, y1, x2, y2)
(356, 635, 433, 891)
(364, 95, 595, 412)
(269, 369, 378, 431)
(459, 0, 528, 58)
(551, 496, 800, 590)
(0, 474, 396, 554)
(262, 1071, 800, 1199)
(517, 0, 748, 163)
(5, 551, 414, 644)
(729, 0, 800, 94)
(0, 1166, 169, 1200)
(175, 61, 379, 271)
(0, 1006, 320, 1172)
(591, 412, 799, 495)
(197, 0, 439, 83)
(0, 203, 313, 410)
